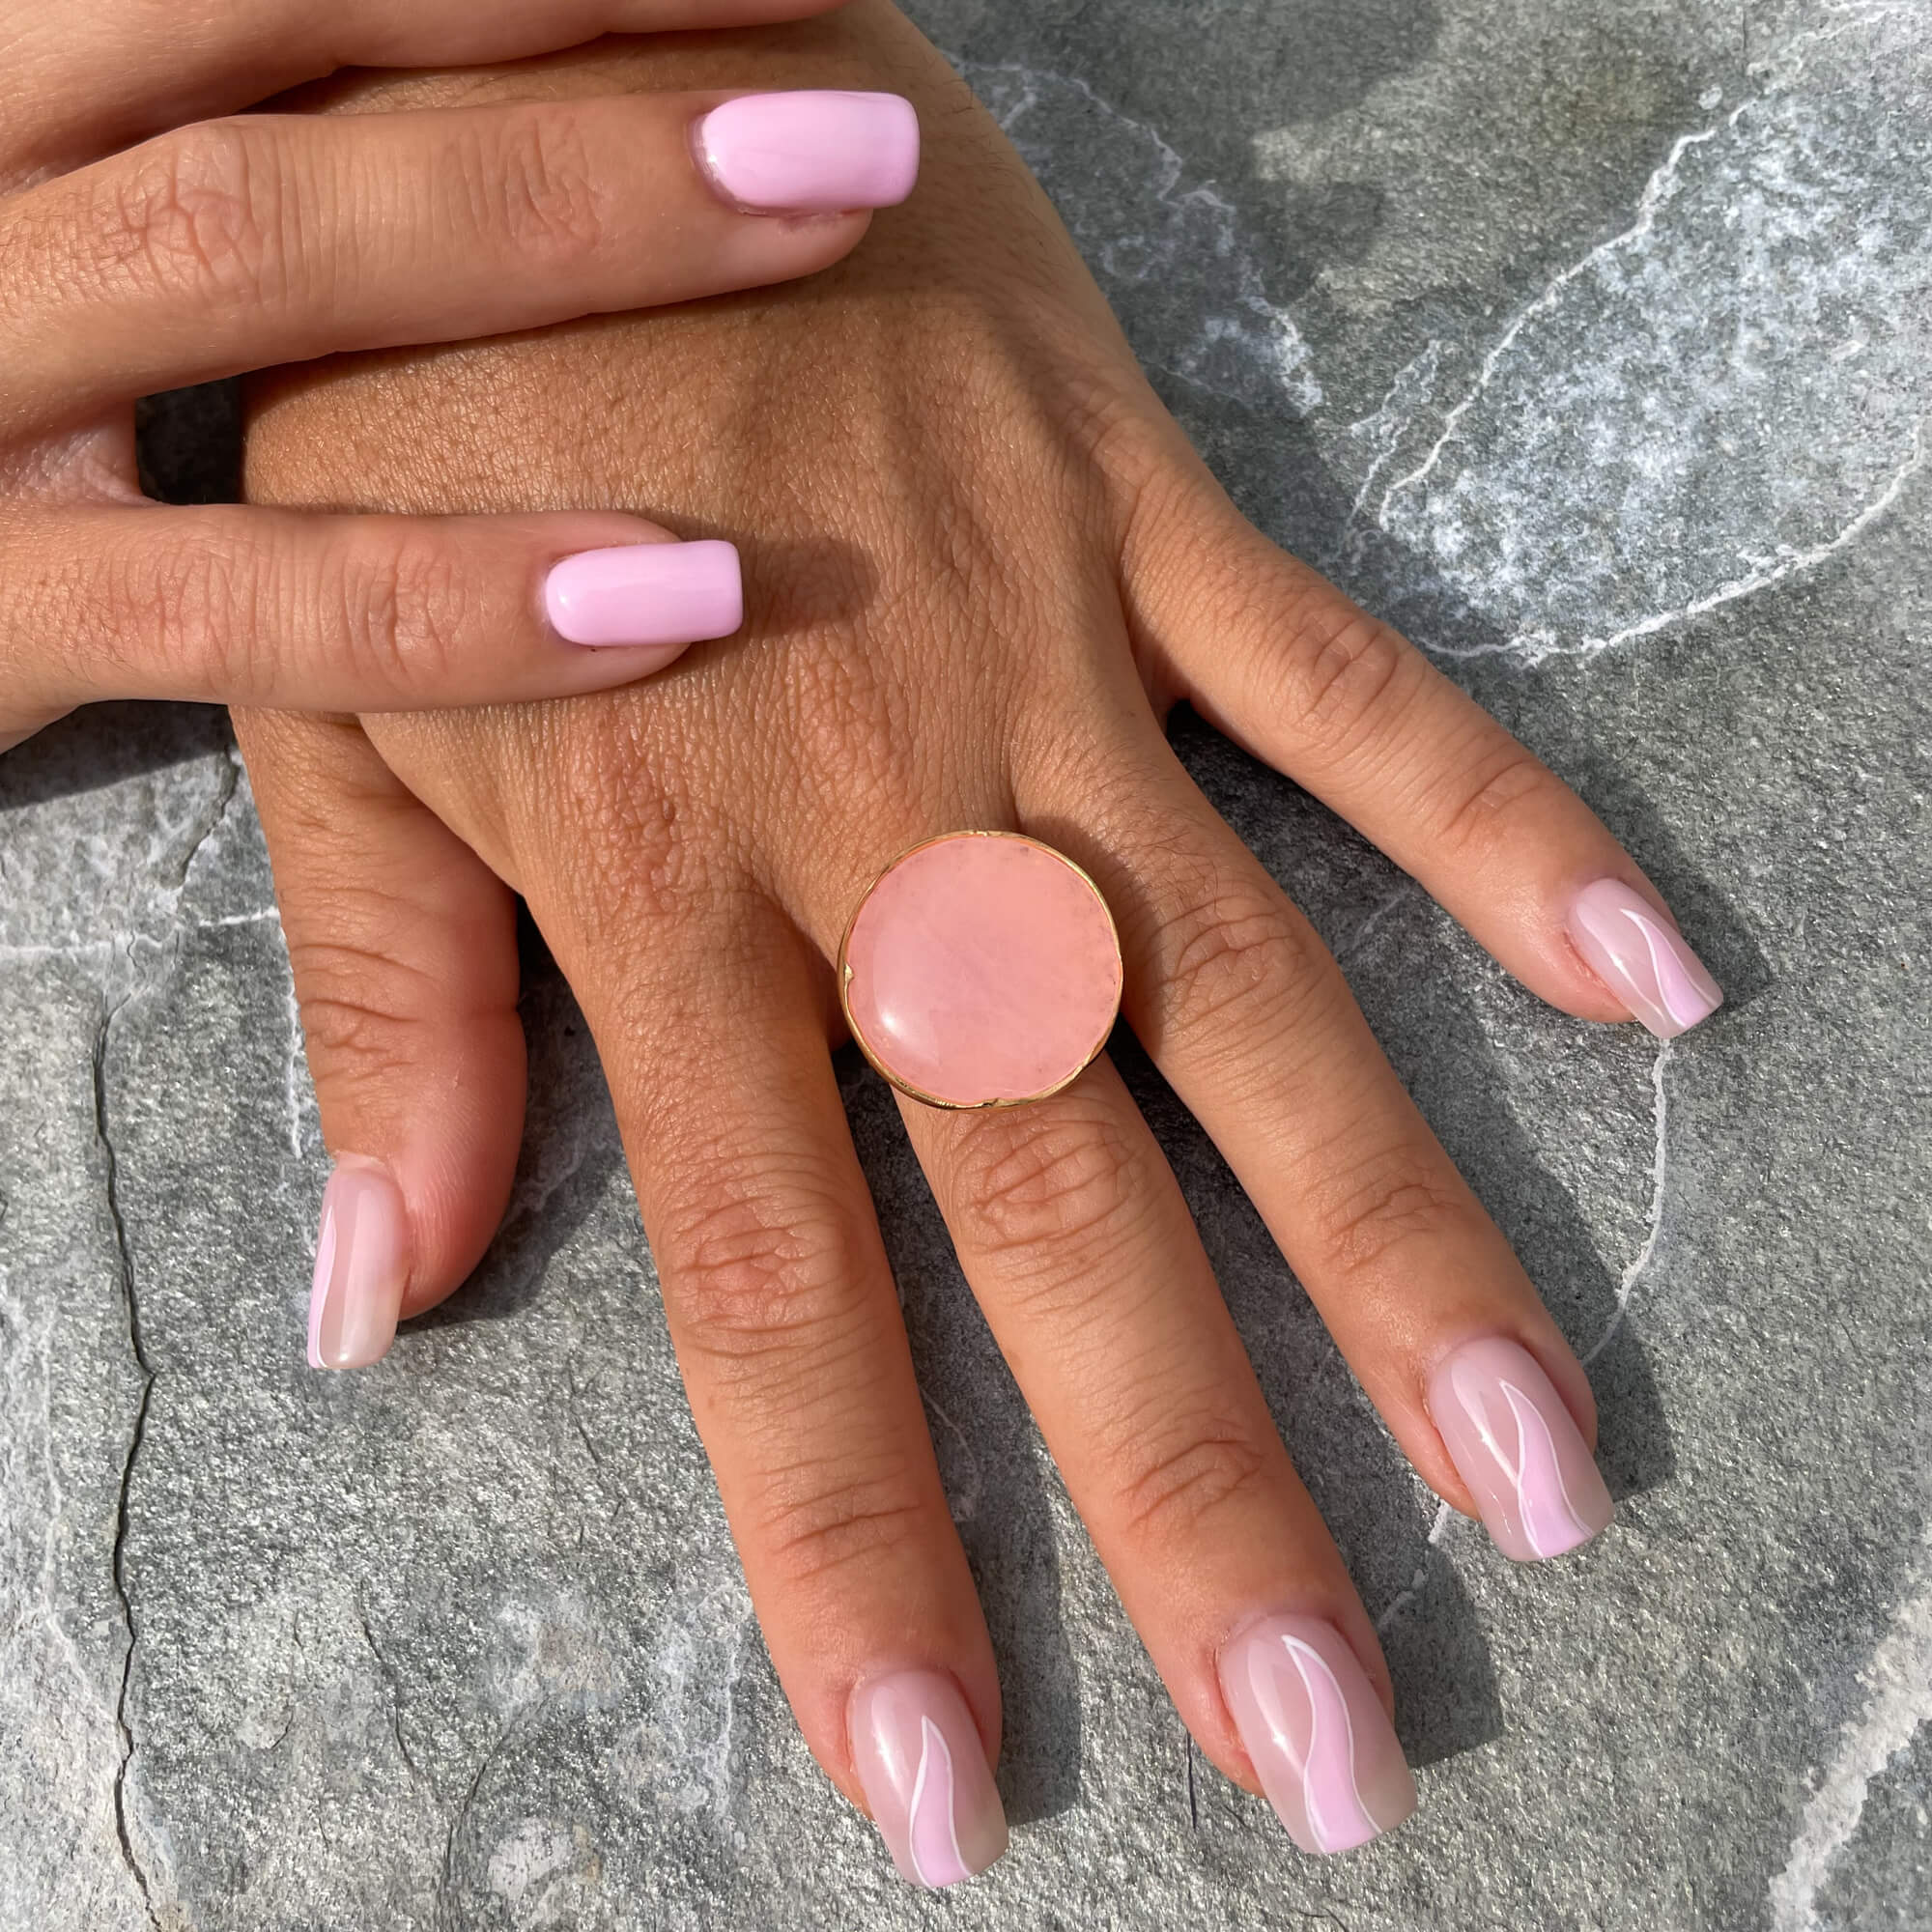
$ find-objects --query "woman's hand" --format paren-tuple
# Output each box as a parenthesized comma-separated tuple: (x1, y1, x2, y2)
(0, 0, 918, 751)
(235, 0, 1724, 1879)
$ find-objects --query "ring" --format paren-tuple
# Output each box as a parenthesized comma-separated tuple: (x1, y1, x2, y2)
(837, 830, 1124, 1110)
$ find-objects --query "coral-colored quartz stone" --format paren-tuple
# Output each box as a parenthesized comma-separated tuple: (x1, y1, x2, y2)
(840, 833, 1123, 1108)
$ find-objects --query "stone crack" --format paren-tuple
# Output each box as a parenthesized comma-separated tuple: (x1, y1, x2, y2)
(1584, 1040, 1673, 1368)
(94, 993, 161, 1931)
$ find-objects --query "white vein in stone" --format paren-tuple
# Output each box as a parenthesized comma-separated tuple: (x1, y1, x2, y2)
(1768, 1525, 1932, 1931)
(1375, 122, 1722, 527)
(1584, 1040, 1673, 1367)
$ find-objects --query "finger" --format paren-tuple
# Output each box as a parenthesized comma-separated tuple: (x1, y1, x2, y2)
(0, 507, 743, 733)
(544, 898, 1009, 1888)
(233, 706, 526, 1370)
(1034, 724, 1617, 1564)
(3, 0, 853, 182)
(897, 1053, 1417, 1854)
(0, 90, 915, 435)
(1123, 468, 1723, 1039)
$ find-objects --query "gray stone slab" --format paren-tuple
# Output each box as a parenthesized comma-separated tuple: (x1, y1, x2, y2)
(2, 0, 1926, 1925)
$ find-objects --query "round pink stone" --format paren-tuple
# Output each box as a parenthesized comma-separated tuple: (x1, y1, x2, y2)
(841, 834, 1123, 1108)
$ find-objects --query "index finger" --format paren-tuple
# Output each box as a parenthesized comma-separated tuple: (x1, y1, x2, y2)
(3, 0, 851, 183)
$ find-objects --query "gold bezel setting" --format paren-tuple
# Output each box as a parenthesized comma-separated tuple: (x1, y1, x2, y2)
(836, 829, 1124, 1112)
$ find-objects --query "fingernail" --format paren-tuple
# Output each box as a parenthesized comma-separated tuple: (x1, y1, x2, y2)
(1567, 879, 1722, 1038)
(696, 91, 921, 213)
(306, 1156, 411, 1371)
(848, 1670, 1008, 1888)
(544, 540, 743, 654)
(1426, 1336, 1614, 1561)
(1217, 1615, 1417, 1855)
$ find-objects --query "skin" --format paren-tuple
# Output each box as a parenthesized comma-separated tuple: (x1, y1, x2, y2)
(235, 0, 1687, 1839)
(0, 0, 867, 750)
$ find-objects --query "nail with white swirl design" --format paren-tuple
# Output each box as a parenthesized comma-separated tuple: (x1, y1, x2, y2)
(1426, 1336, 1615, 1561)
(1567, 878, 1722, 1039)
(1217, 1615, 1417, 1855)
(848, 1670, 1007, 1888)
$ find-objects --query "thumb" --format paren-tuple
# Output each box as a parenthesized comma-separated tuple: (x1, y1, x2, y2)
(235, 706, 526, 1370)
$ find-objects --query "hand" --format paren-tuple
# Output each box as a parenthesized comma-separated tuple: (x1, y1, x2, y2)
(235, 0, 1725, 1879)
(0, 0, 916, 751)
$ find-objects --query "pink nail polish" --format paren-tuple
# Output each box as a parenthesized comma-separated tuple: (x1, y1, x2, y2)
(696, 91, 921, 213)
(848, 1671, 1007, 1888)
(306, 1156, 411, 1371)
(1567, 879, 1722, 1038)
(1218, 1616, 1417, 1855)
(1426, 1337, 1614, 1561)
(543, 541, 742, 654)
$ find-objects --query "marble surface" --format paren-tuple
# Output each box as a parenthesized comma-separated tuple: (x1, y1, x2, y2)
(3, 1, 1928, 1926)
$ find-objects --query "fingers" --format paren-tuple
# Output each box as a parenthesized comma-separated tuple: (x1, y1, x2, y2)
(233, 707, 527, 1369)
(896, 1055, 1417, 1853)
(0, 506, 743, 733)
(1032, 726, 1615, 1563)
(545, 902, 1009, 1887)
(3, 0, 853, 181)
(1123, 470, 1722, 1039)
(0, 90, 914, 436)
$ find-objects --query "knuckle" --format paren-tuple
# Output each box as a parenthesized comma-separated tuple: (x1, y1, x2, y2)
(478, 104, 607, 265)
(658, 1170, 868, 1382)
(99, 121, 284, 310)
(946, 1105, 1153, 1274)
(1434, 744, 1565, 859)
(327, 526, 470, 695)
(1280, 604, 1423, 754)
(1114, 1420, 1270, 1547)
(1312, 1145, 1474, 1277)
(293, 944, 437, 1076)
(90, 526, 255, 698)
(1146, 875, 1328, 1053)
(752, 1468, 933, 1590)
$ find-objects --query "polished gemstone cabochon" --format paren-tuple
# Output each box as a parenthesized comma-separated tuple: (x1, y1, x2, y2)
(839, 832, 1124, 1108)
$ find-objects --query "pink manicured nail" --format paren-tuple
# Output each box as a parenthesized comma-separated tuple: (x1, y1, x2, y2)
(1426, 1337, 1614, 1561)
(848, 1670, 1008, 1888)
(696, 92, 921, 213)
(306, 1156, 411, 1371)
(1218, 1616, 1417, 1855)
(1567, 879, 1722, 1038)
(543, 541, 743, 654)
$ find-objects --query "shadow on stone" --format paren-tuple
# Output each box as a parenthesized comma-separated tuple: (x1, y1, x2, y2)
(0, 699, 233, 811)
(413, 922, 627, 1334)
(1380, 1551, 1504, 1768)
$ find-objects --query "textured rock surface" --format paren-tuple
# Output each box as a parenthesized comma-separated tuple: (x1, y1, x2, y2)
(2, 0, 1927, 1925)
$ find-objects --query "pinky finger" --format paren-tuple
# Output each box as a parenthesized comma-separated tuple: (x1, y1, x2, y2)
(0, 504, 742, 744)
(234, 707, 526, 1369)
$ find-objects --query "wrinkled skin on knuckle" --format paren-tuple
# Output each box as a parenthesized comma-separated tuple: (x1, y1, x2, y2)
(655, 1168, 873, 1386)
(1309, 1143, 1480, 1279)
(327, 525, 474, 696)
(1110, 1414, 1271, 1550)
(467, 102, 609, 270)
(95, 120, 288, 315)
(745, 1459, 934, 1591)
(1133, 858, 1333, 1071)
(943, 1100, 1155, 1283)
(1432, 741, 1567, 861)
